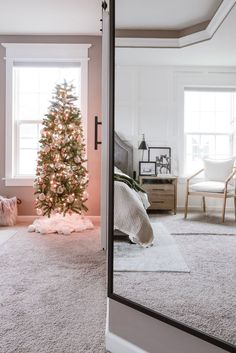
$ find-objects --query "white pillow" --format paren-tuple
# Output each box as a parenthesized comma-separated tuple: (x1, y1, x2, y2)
(204, 158, 235, 182)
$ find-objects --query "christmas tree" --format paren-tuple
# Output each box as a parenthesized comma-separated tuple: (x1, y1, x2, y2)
(34, 81, 89, 217)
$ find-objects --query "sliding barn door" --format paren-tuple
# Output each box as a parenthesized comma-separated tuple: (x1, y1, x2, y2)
(100, 2, 110, 250)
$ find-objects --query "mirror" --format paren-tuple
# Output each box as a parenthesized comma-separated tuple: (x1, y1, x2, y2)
(111, 0, 236, 350)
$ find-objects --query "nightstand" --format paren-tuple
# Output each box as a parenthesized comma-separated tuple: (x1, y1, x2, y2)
(139, 175, 177, 214)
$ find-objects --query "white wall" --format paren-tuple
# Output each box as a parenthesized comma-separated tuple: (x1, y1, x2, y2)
(115, 63, 236, 210)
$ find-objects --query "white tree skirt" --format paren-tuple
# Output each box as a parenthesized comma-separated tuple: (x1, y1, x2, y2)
(28, 213, 94, 235)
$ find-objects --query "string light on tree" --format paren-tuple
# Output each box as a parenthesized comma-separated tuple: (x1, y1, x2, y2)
(34, 81, 89, 218)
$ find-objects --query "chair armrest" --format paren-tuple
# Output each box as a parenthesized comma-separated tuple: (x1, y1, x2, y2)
(225, 169, 236, 187)
(187, 169, 204, 183)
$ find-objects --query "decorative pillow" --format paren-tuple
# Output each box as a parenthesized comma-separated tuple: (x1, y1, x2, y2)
(204, 158, 235, 182)
(0, 196, 17, 226)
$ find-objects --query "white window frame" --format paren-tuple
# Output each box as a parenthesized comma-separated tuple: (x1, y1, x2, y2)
(183, 87, 236, 176)
(2, 43, 91, 186)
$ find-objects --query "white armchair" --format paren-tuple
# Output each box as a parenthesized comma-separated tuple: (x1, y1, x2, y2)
(184, 158, 236, 222)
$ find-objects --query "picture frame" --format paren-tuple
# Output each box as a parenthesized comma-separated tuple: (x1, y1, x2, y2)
(148, 147, 171, 174)
(139, 161, 156, 176)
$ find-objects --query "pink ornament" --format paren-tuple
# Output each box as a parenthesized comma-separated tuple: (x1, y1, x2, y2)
(36, 208, 43, 216)
(74, 156, 81, 164)
(44, 145, 50, 153)
(38, 193, 46, 201)
(57, 186, 64, 194)
(67, 195, 75, 203)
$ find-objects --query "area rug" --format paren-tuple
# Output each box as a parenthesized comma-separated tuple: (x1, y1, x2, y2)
(114, 223, 190, 272)
(0, 229, 17, 246)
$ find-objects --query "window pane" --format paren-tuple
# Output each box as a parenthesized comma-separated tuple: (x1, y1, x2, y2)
(215, 136, 231, 157)
(215, 92, 231, 111)
(200, 92, 215, 112)
(16, 67, 40, 93)
(39, 68, 59, 93)
(19, 124, 38, 138)
(184, 89, 235, 174)
(17, 93, 40, 120)
(18, 149, 37, 175)
(215, 111, 231, 132)
(185, 134, 232, 174)
(200, 112, 215, 133)
(184, 90, 233, 133)
(39, 93, 53, 116)
(20, 138, 38, 149)
(13, 65, 81, 176)
(14, 66, 81, 121)
(186, 135, 214, 161)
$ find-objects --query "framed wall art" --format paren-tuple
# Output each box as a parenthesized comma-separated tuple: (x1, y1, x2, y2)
(148, 147, 171, 174)
(139, 161, 156, 176)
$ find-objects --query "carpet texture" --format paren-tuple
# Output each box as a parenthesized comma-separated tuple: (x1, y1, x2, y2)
(0, 225, 107, 353)
(114, 216, 236, 346)
(149, 211, 236, 235)
(0, 229, 17, 246)
(114, 223, 189, 272)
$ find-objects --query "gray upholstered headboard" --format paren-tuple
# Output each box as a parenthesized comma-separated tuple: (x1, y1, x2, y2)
(114, 132, 133, 178)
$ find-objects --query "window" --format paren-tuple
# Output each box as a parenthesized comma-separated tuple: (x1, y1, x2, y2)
(184, 88, 236, 175)
(3, 43, 90, 186)
(13, 64, 81, 176)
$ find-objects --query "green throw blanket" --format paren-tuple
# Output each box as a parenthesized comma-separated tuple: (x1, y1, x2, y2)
(114, 173, 146, 193)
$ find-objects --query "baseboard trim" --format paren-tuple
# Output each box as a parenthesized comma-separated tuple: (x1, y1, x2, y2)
(89, 216, 101, 226)
(106, 331, 147, 353)
(17, 216, 36, 223)
(17, 215, 101, 225)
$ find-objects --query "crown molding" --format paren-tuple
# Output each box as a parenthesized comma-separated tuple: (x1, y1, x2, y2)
(115, 0, 236, 48)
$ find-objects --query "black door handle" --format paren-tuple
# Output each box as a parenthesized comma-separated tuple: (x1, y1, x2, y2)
(94, 116, 102, 150)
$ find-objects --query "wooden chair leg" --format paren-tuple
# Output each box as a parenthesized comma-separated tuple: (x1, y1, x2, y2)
(202, 196, 206, 213)
(222, 194, 227, 223)
(184, 192, 189, 219)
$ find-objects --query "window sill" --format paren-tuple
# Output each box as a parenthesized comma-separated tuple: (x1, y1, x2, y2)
(5, 178, 34, 187)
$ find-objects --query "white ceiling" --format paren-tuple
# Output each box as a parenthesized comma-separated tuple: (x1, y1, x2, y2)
(115, 2, 236, 67)
(0, 0, 101, 35)
(0, 0, 224, 36)
(116, 0, 222, 30)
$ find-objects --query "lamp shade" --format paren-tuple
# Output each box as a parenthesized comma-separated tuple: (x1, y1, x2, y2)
(138, 134, 147, 150)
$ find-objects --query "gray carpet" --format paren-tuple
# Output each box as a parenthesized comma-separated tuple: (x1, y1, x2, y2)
(149, 211, 236, 235)
(114, 215, 236, 346)
(0, 225, 107, 353)
(0, 229, 17, 246)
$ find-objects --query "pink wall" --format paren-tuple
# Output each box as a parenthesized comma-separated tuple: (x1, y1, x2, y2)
(0, 35, 102, 216)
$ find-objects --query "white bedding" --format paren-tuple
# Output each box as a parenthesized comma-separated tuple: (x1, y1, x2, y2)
(114, 170, 154, 247)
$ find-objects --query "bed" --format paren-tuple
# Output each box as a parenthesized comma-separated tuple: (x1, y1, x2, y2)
(114, 133, 154, 246)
